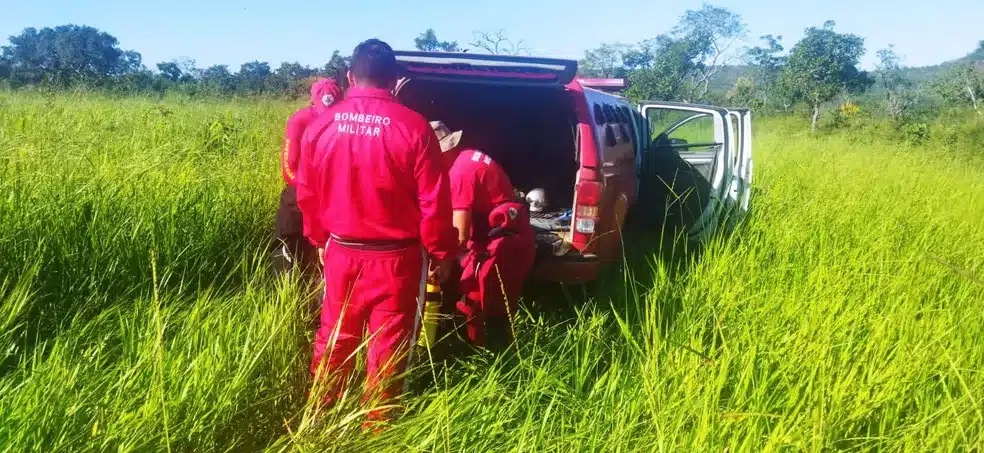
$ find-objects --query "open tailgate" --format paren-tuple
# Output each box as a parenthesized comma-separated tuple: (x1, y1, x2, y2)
(394, 51, 578, 87)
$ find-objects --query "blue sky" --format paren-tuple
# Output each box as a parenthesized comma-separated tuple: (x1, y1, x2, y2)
(1, 0, 980, 71)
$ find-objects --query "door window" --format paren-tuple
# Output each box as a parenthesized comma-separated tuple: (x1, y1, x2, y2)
(637, 103, 731, 241)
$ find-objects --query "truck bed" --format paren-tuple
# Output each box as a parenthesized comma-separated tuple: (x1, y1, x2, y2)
(530, 210, 573, 258)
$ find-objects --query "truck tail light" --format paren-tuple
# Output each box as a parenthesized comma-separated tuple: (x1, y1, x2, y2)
(572, 180, 602, 249)
(575, 206, 598, 233)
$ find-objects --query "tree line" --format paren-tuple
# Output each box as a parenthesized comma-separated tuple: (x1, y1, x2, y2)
(2, 15, 982, 130)
(0, 25, 527, 98)
(573, 5, 983, 130)
(0, 25, 351, 97)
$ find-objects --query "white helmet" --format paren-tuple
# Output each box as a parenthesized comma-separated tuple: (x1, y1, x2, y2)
(526, 188, 548, 213)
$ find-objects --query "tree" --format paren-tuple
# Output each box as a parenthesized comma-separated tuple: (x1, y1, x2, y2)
(156, 62, 183, 82)
(267, 62, 317, 96)
(200, 65, 235, 94)
(615, 5, 744, 102)
(1, 25, 137, 86)
(623, 35, 704, 102)
(876, 45, 915, 122)
(414, 29, 460, 52)
(776, 21, 873, 132)
(0, 56, 11, 81)
(174, 57, 200, 82)
(622, 41, 657, 71)
(236, 61, 272, 94)
(114, 69, 156, 94)
(115, 50, 144, 75)
(323, 51, 348, 74)
(744, 34, 786, 107)
(727, 76, 762, 109)
(745, 35, 785, 73)
(965, 40, 984, 63)
(470, 30, 527, 55)
(578, 43, 630, 78)
(673, 4, 747, 101)
(932, 64, 984, 115)
(318, 50, 350, 93)
(273, 62, 314, 81)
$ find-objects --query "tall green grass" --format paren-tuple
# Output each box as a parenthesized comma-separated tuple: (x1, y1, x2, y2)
(1, 93, 982, 452)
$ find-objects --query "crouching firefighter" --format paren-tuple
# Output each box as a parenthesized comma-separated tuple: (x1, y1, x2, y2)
(273, 77, 343, 275)
(431, 121, 536, 351)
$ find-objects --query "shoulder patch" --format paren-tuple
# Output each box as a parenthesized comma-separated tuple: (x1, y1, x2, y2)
(470, 151, 492, 165)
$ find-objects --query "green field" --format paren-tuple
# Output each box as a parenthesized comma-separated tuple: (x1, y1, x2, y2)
(1, 93, 983, 452)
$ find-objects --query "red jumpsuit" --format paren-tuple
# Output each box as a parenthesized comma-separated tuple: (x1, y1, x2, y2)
(281, 107, 317, 185)
(282, 78, 343, 185)
(449, 149, 536, 347)
(274, 79, 343, 275)
(295, 86, 456, 411)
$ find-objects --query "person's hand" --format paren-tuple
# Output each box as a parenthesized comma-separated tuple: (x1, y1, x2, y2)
(429, 256, 452, 283)
(317, 248, 324, 266)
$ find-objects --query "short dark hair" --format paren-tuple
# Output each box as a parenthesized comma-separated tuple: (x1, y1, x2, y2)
(350, 39, 398, 88)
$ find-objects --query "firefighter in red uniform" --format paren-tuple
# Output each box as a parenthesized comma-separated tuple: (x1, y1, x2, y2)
(295, 39, 457, 421)
(431, 121, 536, 351)
(273, 78, 343, 274)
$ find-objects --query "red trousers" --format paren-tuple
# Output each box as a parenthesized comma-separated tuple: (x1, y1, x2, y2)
(457, 230, 536, 346)
(310, 240, 426, 411)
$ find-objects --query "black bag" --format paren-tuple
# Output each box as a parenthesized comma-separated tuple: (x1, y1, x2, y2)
(275, 185, 304, 239)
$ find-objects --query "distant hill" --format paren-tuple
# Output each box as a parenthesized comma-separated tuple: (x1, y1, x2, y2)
(901, 40, 984, 85)
(955, 40, 984, 64)
(707, 65, 752, 93)
(707, 40, 984, 94)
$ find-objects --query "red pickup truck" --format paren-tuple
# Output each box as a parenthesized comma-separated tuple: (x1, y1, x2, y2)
(394, 51, 753, 283)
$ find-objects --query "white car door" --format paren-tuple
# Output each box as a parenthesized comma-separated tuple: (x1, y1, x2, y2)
(725, 110, 744, 212)
(636, 102, 733, 241)
(736, 108, 753, 213)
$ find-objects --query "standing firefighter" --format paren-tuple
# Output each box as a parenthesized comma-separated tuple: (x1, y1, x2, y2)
(273, 78, 343, 274)
(431, 121, 536, 351)
(295, 39, 457, 423)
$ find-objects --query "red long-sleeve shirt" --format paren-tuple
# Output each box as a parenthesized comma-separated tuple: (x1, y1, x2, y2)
(281, 106, 317, 185)
(294, 86, 457, 260)
(282, 78, 342, 185)
(449, 149, 516, 214)
(448, 149, 517, 244)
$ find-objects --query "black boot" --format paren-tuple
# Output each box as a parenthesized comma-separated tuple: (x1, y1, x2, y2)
(484, 316, 515, 354)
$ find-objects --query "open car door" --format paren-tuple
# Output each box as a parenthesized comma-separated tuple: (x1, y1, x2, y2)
(635, 102, 733, 241)
(733, 108, 753, 213)
(725, 109, 752, 215)
(393, 51, 578, 87)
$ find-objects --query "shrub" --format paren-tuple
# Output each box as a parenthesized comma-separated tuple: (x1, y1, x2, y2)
(900, 121, 930, 145)
(822, 101, 871, 133)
